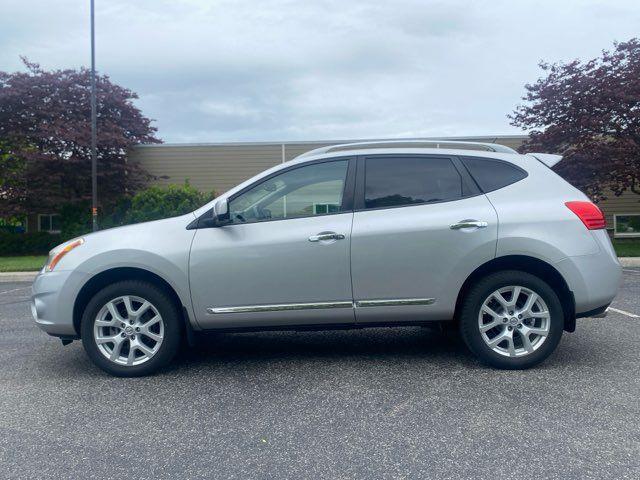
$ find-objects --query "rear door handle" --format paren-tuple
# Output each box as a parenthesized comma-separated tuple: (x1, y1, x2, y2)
(450, 220, 488, 230)
(308, 232, 345, 242)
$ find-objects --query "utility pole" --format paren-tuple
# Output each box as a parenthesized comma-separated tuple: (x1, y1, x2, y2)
(90, 0, 98, 231)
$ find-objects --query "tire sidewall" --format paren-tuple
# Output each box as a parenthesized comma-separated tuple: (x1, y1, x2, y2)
(459, 271, 564, 369)
(81, 280, 182, 377)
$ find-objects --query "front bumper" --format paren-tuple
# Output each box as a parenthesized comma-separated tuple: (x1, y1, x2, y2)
(31, 269, 82, 337)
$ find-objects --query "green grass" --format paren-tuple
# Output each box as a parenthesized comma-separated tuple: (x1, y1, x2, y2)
(0, 256, 47, 272)
(612, 238, 640, 257)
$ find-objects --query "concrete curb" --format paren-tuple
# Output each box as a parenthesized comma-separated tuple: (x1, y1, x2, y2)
(1, 257, 639, 283)
(620, 257, 640, 267)
(0, 272, 38, 283)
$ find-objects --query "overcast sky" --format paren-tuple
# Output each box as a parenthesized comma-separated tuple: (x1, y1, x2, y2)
(1, 0, 639, 143)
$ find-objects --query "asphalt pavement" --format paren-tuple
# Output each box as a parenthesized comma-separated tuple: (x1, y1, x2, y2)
(0, 269, 639, 479)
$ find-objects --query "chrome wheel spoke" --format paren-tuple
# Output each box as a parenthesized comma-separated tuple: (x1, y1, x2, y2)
(107, 302, 125, 323)
(141, 328, 162, 343)
(134, 340, 154, 358)
(95, 334, 119, 344)
(521, 325, 549, 338)
(506, 335, 516, 357)
(110, 337, 125, 361)
(126, 344, 137, 365)
(519, 330, 535, 353)
(480, 319, 502, 333)
(95, 318, 117, 328)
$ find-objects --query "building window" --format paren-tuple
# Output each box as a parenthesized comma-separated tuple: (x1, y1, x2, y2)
(614, 214, 640, 238)
(38, 214, 61, 234)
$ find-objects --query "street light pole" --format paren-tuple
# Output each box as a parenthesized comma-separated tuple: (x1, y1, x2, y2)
(90, 0, 98, 231)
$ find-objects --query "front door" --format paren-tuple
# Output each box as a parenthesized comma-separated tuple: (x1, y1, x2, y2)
(190, 158, 356, 329)
(350, 154, 498, 323)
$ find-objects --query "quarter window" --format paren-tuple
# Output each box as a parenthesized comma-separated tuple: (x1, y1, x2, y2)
(228, 160, 349, 223)
(364, 156, 464, 209)
(461, 157, 527, 192)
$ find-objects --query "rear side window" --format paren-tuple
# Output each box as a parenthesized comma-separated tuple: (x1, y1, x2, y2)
(461, 157, 527, 193)
(364, 156, 464, 209)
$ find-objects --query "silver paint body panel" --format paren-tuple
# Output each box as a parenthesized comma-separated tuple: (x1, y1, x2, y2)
(31, 147, 621, 337)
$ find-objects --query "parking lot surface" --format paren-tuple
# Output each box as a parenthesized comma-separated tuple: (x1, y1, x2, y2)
(1, 269, 639, 479)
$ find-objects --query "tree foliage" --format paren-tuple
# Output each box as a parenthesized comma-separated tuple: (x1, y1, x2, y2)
(0, 58, 160, 217)
(510, 39, 640, 200)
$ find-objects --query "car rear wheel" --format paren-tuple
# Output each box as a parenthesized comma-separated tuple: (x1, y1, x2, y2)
(81, 280, 182, 377)
(459, 271, 564, 369)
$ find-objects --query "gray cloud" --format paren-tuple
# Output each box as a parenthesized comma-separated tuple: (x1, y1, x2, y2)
(1, 0, 639, 142)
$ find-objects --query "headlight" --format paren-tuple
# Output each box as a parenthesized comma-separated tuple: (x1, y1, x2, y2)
(44, 238, 85, 272)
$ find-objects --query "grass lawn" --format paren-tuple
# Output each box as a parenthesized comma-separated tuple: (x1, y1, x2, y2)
(612, 238, 640, 257)
(0, 256, 47, 272)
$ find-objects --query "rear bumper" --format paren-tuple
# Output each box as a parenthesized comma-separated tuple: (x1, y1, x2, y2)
(555, 232, 622, 315)
(576, 303, 610, 319)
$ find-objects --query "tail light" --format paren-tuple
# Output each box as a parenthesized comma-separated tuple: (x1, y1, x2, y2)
(565, 201, 606, 230)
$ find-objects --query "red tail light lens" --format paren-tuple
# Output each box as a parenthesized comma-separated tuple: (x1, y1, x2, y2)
(565, 201, 606, 230)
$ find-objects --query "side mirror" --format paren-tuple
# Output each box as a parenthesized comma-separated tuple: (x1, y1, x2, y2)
(213, 199, 230, 224)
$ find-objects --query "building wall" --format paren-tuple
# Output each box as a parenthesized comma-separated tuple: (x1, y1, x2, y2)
(128, 136, 640, 236)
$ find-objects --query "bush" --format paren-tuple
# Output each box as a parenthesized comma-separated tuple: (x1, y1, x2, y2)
(0, 231, 62, 256)
(122, 181, 214, 224)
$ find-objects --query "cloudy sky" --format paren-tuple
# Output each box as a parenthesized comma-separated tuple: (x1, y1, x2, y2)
(1, 0, 639, 143)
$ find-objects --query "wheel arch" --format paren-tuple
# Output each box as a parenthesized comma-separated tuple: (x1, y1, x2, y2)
(454, 255, 576, 332)
(73, 267, 196, 342)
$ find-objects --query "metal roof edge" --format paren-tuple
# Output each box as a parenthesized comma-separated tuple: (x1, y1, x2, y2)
(131, 134, 529, 149)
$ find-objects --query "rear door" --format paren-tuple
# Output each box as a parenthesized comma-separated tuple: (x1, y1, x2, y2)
(350, 154, 498, 323)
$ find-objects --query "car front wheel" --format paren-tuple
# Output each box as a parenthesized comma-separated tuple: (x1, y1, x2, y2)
(459, 271, 564, 369)
(81, 280, 182, 377)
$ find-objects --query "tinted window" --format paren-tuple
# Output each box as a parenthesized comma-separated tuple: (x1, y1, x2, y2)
(364, 156, 464, 209)
(461, 157, 527, 192)
(229, 160, 348, 223)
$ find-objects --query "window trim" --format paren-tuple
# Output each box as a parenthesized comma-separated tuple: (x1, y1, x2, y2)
(38, 213, 61, 234)
(613, 213, 640, 238)
(195, 156, 357, 228)
(353, 154, 482, 212)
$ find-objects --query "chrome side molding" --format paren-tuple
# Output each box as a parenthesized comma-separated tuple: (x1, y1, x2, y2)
(207, 298, 435, 314)
(354, 298, 435, 308)
(206, 301, 353, 314)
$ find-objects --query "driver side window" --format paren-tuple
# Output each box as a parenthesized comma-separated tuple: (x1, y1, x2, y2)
(228, 160, 349, 224)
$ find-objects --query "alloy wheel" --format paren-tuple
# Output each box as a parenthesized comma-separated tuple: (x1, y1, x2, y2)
(93, 295, 164, 366)
(478, 285, 551, 357)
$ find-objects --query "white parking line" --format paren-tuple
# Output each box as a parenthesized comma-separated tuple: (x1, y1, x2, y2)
(0, 287, 30, 296)
(608, 307, 640, 319)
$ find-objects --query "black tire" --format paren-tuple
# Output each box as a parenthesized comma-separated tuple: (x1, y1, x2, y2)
(459, 270, 564, 369)
(81, 280, 182, 377)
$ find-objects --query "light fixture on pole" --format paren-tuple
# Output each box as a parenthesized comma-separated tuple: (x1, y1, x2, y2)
(90, 0, 98, 231)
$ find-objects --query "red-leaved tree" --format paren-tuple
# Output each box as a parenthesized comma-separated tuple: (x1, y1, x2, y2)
(0, 58, 160, 217)
(510, 39, 640, 201)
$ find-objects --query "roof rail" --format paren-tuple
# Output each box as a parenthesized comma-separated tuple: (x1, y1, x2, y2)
(297, 139, 517, 158)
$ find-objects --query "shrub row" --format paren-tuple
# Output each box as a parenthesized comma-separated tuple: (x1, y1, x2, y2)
(0, 231, 62, 256)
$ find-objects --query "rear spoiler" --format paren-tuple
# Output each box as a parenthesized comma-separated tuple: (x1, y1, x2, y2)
(526, 153, 563, 168)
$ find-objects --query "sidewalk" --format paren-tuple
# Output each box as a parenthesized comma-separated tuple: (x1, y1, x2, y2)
(2, 258, 639, 283)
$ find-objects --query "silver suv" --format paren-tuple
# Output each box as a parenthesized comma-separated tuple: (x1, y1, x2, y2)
(31, 141, 622, 376)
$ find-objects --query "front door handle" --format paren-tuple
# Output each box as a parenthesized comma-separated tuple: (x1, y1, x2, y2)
(308, 232, 346, 242)
(450, 220, 488, 230)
